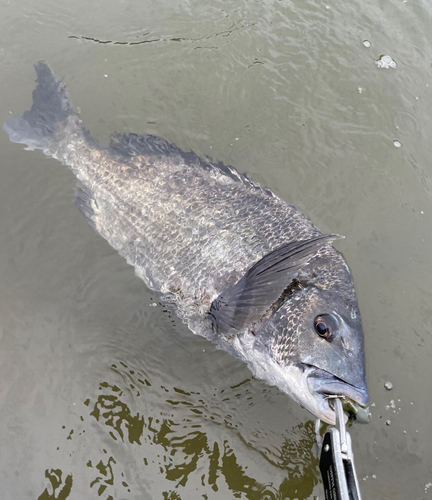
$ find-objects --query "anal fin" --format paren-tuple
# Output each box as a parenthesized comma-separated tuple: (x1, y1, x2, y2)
(73, 183, 99, 230)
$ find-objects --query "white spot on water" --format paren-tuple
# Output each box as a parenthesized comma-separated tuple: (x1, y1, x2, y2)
(104, 74, 108, 78)
(425, 482, 432, 493)
(363, 40, 371, 48)
(421, 210, 424, 214)
(375, 55, 397, 69)
(372, 474, 377, 479)
(150, 303, 157, 307)
(386, 399, 396, 410)
(358, 87, 363, 94)
(393, 140, 402, 148)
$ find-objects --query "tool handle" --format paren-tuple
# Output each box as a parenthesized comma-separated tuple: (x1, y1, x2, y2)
(319, 428, 362, 500)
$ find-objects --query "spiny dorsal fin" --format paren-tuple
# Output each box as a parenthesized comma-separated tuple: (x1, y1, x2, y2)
(109, 133, 185, 157)
(208, 234, 343, 336)
(109, 132, 274, 196)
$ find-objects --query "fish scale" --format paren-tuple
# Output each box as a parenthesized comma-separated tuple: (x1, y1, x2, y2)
(66, 133, 323, 327)
(3, 62, 369, 424)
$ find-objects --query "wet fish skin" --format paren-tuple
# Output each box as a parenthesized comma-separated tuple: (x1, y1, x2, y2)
(3, 62, 368, 424)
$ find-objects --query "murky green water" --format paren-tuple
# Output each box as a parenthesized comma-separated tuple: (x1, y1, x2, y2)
(1, 0, 432, 498)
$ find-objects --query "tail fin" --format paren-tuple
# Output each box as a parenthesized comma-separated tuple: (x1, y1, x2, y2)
(3, 62, 74, 150)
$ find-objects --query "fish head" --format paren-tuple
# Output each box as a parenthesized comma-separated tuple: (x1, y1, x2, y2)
(251, 250, 369, 425)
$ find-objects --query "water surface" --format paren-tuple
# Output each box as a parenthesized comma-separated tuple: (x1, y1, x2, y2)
(1, 0, 432, 498)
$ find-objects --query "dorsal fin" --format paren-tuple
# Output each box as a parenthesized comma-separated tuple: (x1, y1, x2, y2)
(110, 132, 185, 157)
(208, 234, 343, 336)
(109, 132, 275, 196)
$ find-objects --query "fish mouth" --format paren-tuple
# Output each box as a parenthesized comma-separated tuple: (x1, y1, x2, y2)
(307, 366, 370, 424)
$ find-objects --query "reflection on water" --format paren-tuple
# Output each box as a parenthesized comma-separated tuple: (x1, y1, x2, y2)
(37, 469, 73, 500)
(89, 455, 117, 497)
(37, 361, 319, 500)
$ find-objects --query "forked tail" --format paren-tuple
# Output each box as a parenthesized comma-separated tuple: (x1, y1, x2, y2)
(3, 62, 76, 151)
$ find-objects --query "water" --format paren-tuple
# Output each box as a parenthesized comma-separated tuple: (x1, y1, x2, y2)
(1, 0, 432, 498)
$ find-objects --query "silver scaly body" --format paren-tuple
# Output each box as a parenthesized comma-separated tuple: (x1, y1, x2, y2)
(4, 63, 369, 424)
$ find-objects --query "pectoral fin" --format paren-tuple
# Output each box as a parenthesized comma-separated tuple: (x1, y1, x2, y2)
(208, 234, 343, 335)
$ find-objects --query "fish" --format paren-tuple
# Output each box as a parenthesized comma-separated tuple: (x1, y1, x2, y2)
(4, 62, 369, 425)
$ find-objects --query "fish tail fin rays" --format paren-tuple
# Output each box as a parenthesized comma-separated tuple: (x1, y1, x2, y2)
(3, 62, 78, 150)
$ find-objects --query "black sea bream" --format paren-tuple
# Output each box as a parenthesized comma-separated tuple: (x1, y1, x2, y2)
(4, 62, 369, 424)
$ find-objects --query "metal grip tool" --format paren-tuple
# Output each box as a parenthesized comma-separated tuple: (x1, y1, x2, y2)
(316, 398, 362, 500)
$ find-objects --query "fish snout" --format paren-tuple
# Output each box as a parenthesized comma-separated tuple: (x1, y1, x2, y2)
(307, 367, 371, 423)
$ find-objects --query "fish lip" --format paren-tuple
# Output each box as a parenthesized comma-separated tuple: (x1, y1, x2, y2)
(305, 366, 370, 424)
(312, 379, 370, 407)
(307, 366, 369, 407)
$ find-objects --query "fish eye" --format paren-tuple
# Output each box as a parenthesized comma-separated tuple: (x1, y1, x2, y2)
(314, 314, 338, 340)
